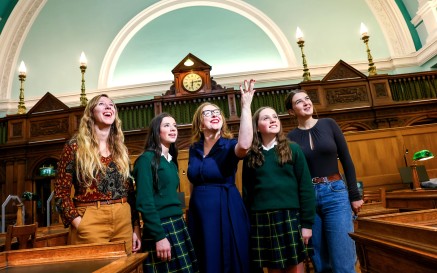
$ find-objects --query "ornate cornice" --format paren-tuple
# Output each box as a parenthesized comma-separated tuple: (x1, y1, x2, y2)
(365, 0, 416, 57)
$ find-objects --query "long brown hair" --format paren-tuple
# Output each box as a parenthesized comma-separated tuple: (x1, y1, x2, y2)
(75, 94, 130, 186)
(140, 112, 178, 193)
(246, 106, 292, 168)
(191, 102, 233, 143)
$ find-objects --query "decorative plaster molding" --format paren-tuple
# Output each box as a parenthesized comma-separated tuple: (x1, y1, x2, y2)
(365, 0, 416, 57)
(0, 0, 45, 100)
(411, 0, 437, 44)
(98, 0, 296, 88)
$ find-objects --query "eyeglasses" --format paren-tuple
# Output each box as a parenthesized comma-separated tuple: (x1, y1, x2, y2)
(202, 109, 221, 117)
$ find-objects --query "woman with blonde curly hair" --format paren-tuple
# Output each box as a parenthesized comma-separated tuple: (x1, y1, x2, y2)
(55, 94, 141, 254)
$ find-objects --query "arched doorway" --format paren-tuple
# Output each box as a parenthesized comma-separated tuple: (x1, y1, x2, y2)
(32, 158, 59, 227)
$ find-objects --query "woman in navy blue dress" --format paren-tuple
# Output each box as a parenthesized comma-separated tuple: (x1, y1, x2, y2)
(187, 79, 256, 273)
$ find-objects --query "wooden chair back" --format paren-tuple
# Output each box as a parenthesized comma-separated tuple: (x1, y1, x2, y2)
(4, 222, 38, 251)
(363, 188, 386, 207)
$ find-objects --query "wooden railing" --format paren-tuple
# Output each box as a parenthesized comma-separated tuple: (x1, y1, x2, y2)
(388, 71, 437, 101)
(1, 69, 437, 146)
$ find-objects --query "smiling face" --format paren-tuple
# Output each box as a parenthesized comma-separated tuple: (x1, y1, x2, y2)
(92, 96, 116, 128)
(160, 116, 178, 147)
(290, 91, 313, 118)
(257, 107, 281, 137)
(201, 104, 223, 131)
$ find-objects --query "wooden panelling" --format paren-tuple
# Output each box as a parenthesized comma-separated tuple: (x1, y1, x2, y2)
(345, 123, 437, 191)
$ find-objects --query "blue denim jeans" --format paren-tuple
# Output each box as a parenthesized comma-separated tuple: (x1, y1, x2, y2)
(311, 180, 357, 273)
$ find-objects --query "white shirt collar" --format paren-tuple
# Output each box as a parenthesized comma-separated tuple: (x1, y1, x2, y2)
(162, 152, 172, 162)
(262, 141, 277, 151)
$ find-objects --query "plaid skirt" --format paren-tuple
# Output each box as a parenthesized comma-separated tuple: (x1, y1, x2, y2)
(250, 209, 312, 269)
(142, 215, 199, 273)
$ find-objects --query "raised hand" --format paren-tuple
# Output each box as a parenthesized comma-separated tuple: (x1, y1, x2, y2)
(239, 79, 256, 108)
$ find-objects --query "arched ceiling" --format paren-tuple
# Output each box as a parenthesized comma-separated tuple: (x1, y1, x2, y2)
(0, 0, 435, 117)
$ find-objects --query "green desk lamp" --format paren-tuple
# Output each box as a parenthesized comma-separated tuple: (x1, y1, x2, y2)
(411, 150, 434, 190)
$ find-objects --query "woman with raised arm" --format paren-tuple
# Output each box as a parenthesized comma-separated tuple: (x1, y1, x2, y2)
(187, 79, 256, 273)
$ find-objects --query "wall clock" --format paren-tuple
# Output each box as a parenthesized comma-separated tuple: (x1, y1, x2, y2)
(182, 72, 203, 92)
(169, 53, 212, 96)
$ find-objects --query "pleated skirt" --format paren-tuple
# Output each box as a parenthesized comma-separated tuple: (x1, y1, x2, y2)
(142, 215, 199, 273)
(250, 209, 312, 269)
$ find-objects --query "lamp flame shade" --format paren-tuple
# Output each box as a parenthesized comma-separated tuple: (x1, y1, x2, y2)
(413, 150, 434, 161)
(296, 27, 304, 42)
(18, 61, 27, 76)
(360, 22, 368, 36)
(80, 52, 87, 66)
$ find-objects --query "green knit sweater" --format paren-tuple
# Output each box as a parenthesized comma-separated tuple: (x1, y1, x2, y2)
(242, 142, 316, 228)
(133, 151, 182, 242)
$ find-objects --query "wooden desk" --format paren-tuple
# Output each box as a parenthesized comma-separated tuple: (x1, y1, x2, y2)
(354, 202, 399, 230)
(0, 241, 147, 273)
(350, 209, 437, 273)
(385, 189, 437, 210)
(0, 225, 69, 251)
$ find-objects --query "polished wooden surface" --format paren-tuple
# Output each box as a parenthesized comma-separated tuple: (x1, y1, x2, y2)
(350, 209, 437, 273)
(0, 241, 147, 273)
(0, 224, 68, 252)
(385, 189, 437, 210)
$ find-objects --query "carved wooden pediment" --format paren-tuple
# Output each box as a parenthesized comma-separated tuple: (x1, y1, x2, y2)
(322, 60, 366, 81)
(171, 53, 211, 73)
(27, 92, 69, 115)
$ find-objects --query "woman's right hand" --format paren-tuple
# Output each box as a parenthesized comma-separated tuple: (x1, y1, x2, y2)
(239, 79, 256, 108)
(156, 238, 172, 261)
(71, 216, 82, 229)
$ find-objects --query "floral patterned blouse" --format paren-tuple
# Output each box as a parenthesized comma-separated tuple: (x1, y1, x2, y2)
(54, 139, 139, 228)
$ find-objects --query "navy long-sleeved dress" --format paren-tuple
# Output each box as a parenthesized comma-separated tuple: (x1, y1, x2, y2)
(187, 137, 250, 273)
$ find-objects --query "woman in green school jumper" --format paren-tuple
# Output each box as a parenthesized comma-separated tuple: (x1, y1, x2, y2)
(243, 106, 316, 273)
(133, 113, 199, 273)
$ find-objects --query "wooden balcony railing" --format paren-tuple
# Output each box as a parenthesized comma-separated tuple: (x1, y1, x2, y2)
(1, 68, 437, 146)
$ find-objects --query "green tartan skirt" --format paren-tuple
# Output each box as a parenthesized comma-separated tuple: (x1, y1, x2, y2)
(142, 215, 199, 273)
(250, 209, 312, 269)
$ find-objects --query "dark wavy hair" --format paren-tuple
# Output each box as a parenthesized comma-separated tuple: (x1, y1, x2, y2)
(142, 112, 178, 193)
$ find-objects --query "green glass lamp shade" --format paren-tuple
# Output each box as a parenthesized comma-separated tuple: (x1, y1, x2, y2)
(412, 150, 434, 161)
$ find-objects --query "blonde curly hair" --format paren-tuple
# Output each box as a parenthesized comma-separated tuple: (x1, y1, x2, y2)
(75, 94, 130, 185)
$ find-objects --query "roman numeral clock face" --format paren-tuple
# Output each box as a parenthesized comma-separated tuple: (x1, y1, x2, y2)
(182, 73, 203, 92)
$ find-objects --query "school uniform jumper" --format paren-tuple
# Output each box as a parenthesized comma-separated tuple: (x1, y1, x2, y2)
(243, 142, 316, 269)
(134, 151, 199, 273)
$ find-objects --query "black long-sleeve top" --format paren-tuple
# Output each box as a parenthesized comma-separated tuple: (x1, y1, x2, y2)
(287, 118, 361, 202)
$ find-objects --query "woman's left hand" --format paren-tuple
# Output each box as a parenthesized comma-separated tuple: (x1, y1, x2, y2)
(351, 199, 364, 215)
(301, 228, 312, 245)
(132, 226, 141, 253)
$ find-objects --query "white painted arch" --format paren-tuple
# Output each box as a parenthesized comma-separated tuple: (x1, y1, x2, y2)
(98, 0, 297, 88)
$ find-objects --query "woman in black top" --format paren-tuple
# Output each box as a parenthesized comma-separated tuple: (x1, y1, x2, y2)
(285, 89, 363, 273)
